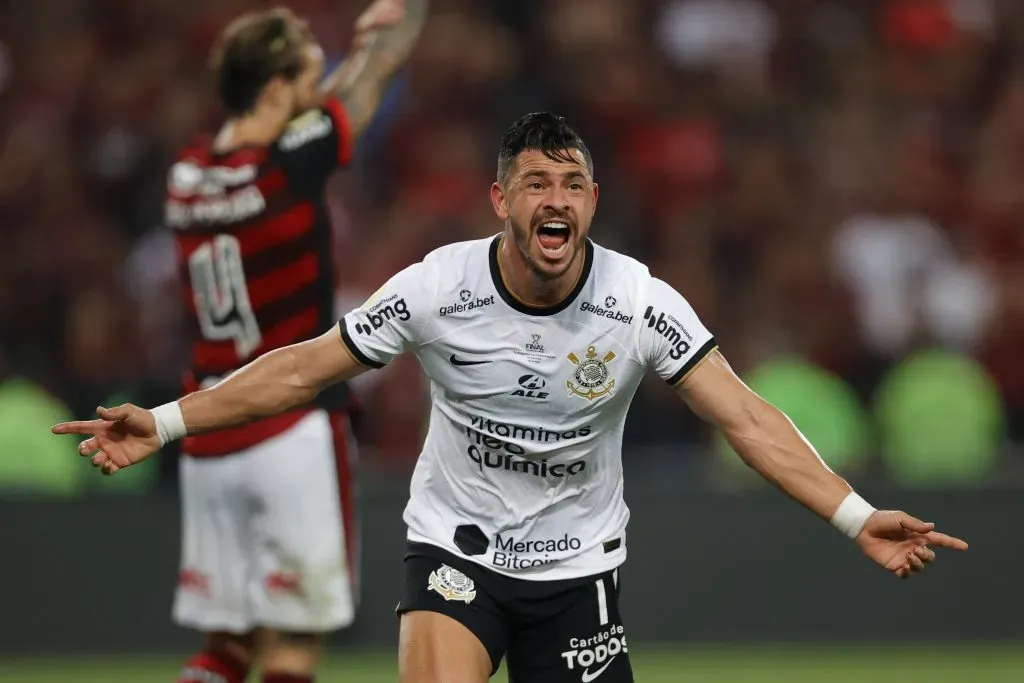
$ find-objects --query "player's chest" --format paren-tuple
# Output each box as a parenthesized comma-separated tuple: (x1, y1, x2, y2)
(421, 318, 642, 416)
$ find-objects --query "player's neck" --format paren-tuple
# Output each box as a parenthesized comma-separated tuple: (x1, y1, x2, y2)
(214, 107, 290, 152)
(497, 236, 585, 308)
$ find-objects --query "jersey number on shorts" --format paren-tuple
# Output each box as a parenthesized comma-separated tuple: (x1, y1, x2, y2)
(188, 234, 262, 359)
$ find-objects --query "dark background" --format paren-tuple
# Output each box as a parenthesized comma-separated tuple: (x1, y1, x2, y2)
(1, 0, 1020, 675)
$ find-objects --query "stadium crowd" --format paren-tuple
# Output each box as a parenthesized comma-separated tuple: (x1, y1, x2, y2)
(2, 0, 1023, 490)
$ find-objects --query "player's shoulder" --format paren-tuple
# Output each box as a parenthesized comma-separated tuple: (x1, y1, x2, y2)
(278, 107, 335, 152)
(593, 240, 647, 272)
(590, 241, 652, 282)
(419, 236, 495, 273)
(167, 136, 211, 193)
(411, 237, 499, 317)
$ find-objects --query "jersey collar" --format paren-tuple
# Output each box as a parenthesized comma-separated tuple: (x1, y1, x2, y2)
(488, 234, 594, 316)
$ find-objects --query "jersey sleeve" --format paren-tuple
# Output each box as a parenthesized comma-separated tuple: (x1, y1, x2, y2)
(338, 261, 435, 368)
(274, 97, 353, 193)
(638, 278, 718, 385)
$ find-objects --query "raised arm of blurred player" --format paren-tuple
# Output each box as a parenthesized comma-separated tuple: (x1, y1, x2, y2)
(678, 351, 969, 577)
(322, 0, 428, 139)
(53, 259, 435, 474)
(636, 277, 967, 578)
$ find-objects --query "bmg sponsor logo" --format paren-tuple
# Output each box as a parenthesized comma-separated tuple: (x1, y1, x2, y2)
(643, 306, 692, 360)
(579, 301, 633, 325)
(561, 625, 628, 682)
(492, 533, 582, 570)
(355, 294, 410, 335)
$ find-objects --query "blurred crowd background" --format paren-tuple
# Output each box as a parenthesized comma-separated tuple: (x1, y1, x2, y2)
(2, 0, 1023, 496)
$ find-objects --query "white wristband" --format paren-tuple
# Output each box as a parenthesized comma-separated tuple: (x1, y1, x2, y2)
(830, 491, 876, 539)
(151, 402, 187, 447)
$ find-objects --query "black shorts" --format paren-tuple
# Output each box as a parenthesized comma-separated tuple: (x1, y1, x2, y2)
(398, 542, 634, 682)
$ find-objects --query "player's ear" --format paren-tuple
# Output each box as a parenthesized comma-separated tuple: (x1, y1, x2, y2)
(592, 182, 599, 215)
(490, 181, 509, 220)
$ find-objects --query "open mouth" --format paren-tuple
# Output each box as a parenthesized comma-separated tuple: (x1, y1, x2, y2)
(536, 221, 571, 260)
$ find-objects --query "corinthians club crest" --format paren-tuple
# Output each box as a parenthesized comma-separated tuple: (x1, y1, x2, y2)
(567, 345, 616, 401)
(428, 564, 477, 604)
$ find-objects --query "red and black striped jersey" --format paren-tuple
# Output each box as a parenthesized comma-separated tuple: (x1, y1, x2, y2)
(166, 98, 353, 457)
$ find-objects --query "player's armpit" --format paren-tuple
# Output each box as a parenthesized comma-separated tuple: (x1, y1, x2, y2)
(676, 350, 852, 521)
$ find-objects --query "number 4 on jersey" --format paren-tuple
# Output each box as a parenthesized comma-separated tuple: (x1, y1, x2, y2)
(187, 234, 262, 359)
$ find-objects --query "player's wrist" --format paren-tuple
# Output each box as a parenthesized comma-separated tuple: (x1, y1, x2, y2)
(830, 491, 876, 540)
(151, 401, 187, 446)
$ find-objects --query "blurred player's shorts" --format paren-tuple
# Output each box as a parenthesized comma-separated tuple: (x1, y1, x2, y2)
(173, 410, 358, 633)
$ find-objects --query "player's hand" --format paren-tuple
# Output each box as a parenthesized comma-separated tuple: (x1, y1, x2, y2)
(855, 510, 968, 579)
(334, 0, 407, 90)
(354, 0, 406, 47)
(356, 0, 406, 32)
(51, 404, 162, 476)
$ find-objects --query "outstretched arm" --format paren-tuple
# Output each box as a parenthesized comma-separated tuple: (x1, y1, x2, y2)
(678, 350, 967, 577)
(54, 258, 435, 475)
(321, 0, 429, 139)
(680, 350, 852, 520)
(52, 326, 369, 474)
(178, 326, 366, 435)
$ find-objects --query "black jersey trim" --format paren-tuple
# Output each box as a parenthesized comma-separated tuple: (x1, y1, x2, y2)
(488, 235, 594, 316)
(338, 319, 386, 369)
(666, 339, 718, 387)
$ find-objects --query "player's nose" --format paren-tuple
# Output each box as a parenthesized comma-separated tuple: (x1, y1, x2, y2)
(542, 188, 571, 214)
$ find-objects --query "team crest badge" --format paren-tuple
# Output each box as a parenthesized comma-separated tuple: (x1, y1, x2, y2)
(566, 345, 617, 401)
(428, 565, 477, 604)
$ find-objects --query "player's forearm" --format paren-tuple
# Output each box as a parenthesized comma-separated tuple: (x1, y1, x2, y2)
(326, 0, 428, 136)
(723, 399, 852, 521)
(177, 344, 321, 436)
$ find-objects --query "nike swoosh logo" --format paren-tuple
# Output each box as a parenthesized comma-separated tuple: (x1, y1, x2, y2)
(580, 657, 615, 683)
(449, 354, 490, 367)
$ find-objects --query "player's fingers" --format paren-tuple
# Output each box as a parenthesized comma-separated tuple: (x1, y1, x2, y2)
(895, 564, 910, 579)
(97, 405, 131, 421)
(923, 531, 969, 551)
(52, 421, 100, 435)
(897, 513, 935, 534)
(77, 438, 101, 456)
(914, 545, 936, 563)
(356, 2, 404, 32)
(101, 461, 120, 476)
(91, 451, 109, 467)
(907, 552, 926, 572)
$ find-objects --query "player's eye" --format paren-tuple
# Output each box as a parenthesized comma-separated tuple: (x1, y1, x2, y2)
(528, 182, 544, 190)
(569, 183, 583, 191)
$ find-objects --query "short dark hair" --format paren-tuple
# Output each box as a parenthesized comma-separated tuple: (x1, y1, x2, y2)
(210, 8, 311, 116)
(497, 112, 594, 183)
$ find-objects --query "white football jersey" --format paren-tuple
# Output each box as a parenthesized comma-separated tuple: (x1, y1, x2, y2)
(340, 236, 716, 580)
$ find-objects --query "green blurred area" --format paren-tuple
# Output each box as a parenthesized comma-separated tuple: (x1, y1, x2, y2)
(2, 646, 1021, 683)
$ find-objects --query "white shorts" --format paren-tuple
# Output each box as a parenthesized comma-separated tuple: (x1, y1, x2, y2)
(172, 410, 358, 634)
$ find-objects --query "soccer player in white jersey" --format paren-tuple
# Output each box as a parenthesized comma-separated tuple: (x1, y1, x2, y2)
(55, 112, 967, 683)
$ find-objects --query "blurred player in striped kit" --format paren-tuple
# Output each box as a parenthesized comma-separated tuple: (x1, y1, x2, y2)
(162, 2, 426, 682)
